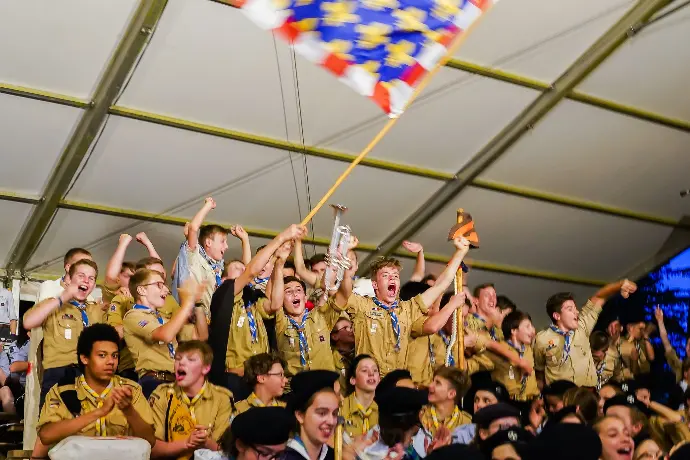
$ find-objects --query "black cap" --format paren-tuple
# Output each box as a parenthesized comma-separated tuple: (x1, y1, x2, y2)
(375, 387, 428, 416)
(425, 444, 484, 460)
(231, 407, 293, 446)
(375, 369, 413, 399)
(544, 405, 579, 428)
(619, 379, 637, 395)
(289, 370, 339, 411)
(481, 427, 535, 459)
(533, 423, 601, 460)
(462, 371, 508, 414)
(472, 402, 520, 428)
(603, 393, 650, 416)
(542, 380, 576, 397)
(670, 441, 690, 459)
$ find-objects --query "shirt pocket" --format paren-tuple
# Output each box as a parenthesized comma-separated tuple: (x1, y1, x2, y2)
(108, 411, 129, 436)
(56, 316, 79, 340)
(544, 344, 563, 365)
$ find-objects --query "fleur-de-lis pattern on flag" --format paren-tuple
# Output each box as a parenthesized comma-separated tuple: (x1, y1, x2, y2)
(232, 0, 498, 116)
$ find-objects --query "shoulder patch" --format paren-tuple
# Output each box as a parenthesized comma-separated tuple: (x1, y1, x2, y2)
(138, 320, 148, 328)
(110, 304, 117, 312)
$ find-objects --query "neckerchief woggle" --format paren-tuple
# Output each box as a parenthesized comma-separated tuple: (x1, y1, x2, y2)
(549, 324, 574, 365)
(372, 297, 400, 351)
(70, 300, 89, 327)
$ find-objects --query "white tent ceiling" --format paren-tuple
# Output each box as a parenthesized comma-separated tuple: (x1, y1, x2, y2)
(1, 0, 688, 327)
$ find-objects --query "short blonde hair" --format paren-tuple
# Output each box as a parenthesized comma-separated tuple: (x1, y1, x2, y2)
(368, 257, 402, 278)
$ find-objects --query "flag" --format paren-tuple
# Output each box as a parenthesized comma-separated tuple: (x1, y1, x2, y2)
(232, 0, 497, 116)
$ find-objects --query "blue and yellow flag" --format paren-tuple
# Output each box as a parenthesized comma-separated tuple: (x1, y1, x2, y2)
(233, 0, 497, 116)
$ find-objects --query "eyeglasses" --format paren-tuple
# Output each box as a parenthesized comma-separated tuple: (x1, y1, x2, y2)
(266, 372, 285, 378)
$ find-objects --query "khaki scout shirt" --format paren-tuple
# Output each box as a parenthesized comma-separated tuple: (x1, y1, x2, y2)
(335, 294, 428, 376)
(225, 293, 273, 370)
(341, 393, 378, 438)
(408, 317, 460, 387)
(333, 349, 352, 396)
(233, 392, 286, 415)
(534, 300, 602, 387)
(186, 246, 219, 320)
(490, 344, 539, 401)
(464, 313, 502, 375)
(149, 382, 233, 442)
(618, 336, 652, 380)
(123, 306, 177, 376)
(276, 301, 341, 378)
(108, 294, 196, 342)
(100, 281, 120, 305)
(597, 342, 623, 386)
(37, 376, 153, 438)
(26, 301, 103, 369)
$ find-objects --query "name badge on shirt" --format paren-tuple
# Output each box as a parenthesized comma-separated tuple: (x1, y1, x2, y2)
(237, 315, 245, 328)
(370, 323, 377, 334)
(289, 337, 295, 347)
(65, 328, 72, 340)
(369, 309, 384, 318)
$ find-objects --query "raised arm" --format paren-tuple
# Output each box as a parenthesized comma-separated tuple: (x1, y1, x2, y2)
(421, 293, 465, 334)
(402, 241, 426, 282)
(420, 237, 470, 308)
(106, 234, 133, 284)
(293, 239, 318, 286)
(234, 225, 306, 296)
(591, 279, 637, 307)
(136, 232, 161, 260)
(231, 225, 252, 265)
(23, 283, 80, 330)
(265, 242, 292, 315)
(151, 280, 205, 344)
(187, 198, 216, 251)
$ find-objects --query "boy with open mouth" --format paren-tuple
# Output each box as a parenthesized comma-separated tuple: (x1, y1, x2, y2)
(148, 340, 234, 459)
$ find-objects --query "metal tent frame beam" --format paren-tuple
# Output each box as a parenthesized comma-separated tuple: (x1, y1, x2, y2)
(0, 91, 686, 229)
(3, 0, 169, 275)
(358, 0, 672, 275)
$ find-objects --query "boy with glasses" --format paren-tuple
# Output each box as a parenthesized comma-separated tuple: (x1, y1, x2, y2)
(234, 353, 287, 415)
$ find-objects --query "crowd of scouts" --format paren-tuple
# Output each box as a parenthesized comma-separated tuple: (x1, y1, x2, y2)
(4, 196, 690, 460)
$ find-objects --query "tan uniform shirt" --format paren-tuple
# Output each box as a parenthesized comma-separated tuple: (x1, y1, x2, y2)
(149, 382, 233, 442)
(333, 349, 351, 396)
(419, 404, 471, 437)
(465, 313, 501, 375)
(534, 300, 602, 387)
(341, 393, 378, 438)
(233, 392, 286, 415)
(408, 318, 460, 387)
(101, 282, 120, 305)
(618, 336, 652, 380)
(598, 342, 623, 386)
(37, 376, 153, 437)
(186, 246, 219, 320)
(225, 294, 273, 370)
(123, 306, 177, 376)
(490, 344, 539, 401)
(26, 301, 103, 369)
(276, 301, 341, 378)
(335, 294, 428, 376)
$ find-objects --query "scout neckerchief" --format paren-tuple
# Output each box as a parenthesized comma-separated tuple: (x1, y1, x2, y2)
(70, 300, 89, 327)
(179, 381, 207, 425)
(78, 375, 113, 436)
(421, 405, 462, 436)
(472, 313, 497, 341)
(429, 331, 454, 367)
(507, 340, 528, 395)
(372, 297, 401, 351)
(243, 300, 258, 343)
(248, 392, 282, 407)
(353, 395, 374, 433)
(287, 310, 310, 366)
(133, 304, 175, 358)
(197, 245, 223, 288)
(249, 275, 270, 289)
(549, 324, 574, 365)
(166, 387, 203, 459)
(595, 358, 607, 391)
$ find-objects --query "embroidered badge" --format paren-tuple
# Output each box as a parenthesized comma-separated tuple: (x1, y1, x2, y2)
(319, 335, 325, 342)
(138, 320, 148, 328)
(110, 304, 117, 312)
(62, 314, 75, 320)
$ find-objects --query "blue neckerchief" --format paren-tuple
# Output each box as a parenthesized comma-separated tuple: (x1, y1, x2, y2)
(197, 244, 223, 288)
(438, 330, 454, 366)
(372, 297, 401, 351)
(287, 310, 310, 366)
(249, 276, 270, 289)
(549, 324, 574, 365)
(69, 300, 89, 327)
(133, 304, 175, 358)
(507, 340, 528, 393)
(472, 313, 497, 341)
(244, 301, 258, 343)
